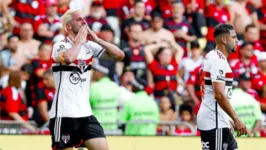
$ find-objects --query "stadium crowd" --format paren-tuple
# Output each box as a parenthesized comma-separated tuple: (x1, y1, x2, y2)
(0, 0, 266, 137)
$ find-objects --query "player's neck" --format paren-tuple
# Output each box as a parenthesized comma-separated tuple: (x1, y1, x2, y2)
(215, 45, 228, 57)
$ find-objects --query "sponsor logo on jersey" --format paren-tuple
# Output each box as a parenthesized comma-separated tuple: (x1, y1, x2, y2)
(69, 72, 86, 85)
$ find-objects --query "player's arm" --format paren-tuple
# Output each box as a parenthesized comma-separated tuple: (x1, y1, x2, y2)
(87, 27, 124, 60)
(212, 82, 247, 136)
(37, 101, 49, 122)
(56, 25, 87, 64)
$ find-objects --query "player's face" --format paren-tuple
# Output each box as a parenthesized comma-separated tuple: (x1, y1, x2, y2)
(70, 11, 87, 34)
(225, 30, 238, 53)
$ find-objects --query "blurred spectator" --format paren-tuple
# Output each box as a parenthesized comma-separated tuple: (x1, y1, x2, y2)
(144, 42, 182, 98)
(119, 0, 155, 20)
(140, 10, 181, 50)
(35, 70, 55, 126)
(0, 71, 36, 132)
(33, 0, 62, 44)
(252, 52, 266, 96)
(230, 41, 259, 79)
(231, 88, 262, 137)
(0, 35, 19, 70)
(57, 0, 70, 17)
(165, 0, 196, 56)
(186, 65, 201, 113)
(204, 0, 231, 53)
(258, 2, 266, 51)
(238, 73, 259, 100)
(228, 0, 258, 39)
(90, 59, 120, 130)
(175, 104, 196, 135)
(118, 68, 135, 111)
(98, 25, 118, 81)
(228, 24, 263, 60)
(30, 43, 52, 126)
(178, 40, 203, 82)
(86, 1, 109, 33)
(16, 23, 41, 69)
(158, 96, 177, 135)
(20, 64, 33, 109)
(259, 85, 266, 113)
(0, 60, 9, 89)
(183, 0, 205, 38)
(121, 0, 150, 41)
(0, 0, 14, 34)
(11, 0, 45, 35)
(120, 79, 159, 135)
(156, 0, 172, 19)
(122, 23, 147, 81)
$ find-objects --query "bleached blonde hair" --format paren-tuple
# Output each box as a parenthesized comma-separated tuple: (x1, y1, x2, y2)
(61, 9, 80, 32)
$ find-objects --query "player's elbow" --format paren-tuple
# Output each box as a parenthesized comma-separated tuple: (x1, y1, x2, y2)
(214, 92, 224, 102)
(116, 50, 125, 60)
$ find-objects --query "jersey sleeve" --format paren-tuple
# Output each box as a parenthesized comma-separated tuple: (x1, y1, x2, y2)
(88, 41, 105, 58)
(52, 41, 66, 62)
(209, 58, 227, 83)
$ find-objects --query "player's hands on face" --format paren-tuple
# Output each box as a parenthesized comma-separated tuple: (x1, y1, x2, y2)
(234, 119, 247, 136)
(87, 26, 100, 43)
(73, 25, 88, 45)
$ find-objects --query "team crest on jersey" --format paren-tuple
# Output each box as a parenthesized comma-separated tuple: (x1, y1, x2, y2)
(78, 60, 86, 72)
(62, 134, 70, 144)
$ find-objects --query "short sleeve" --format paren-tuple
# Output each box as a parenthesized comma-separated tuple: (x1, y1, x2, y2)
(209, 58, 226, 83)
(254, 101, 262, 120)
(52, 42, 66, 62)
(88, 41, 105, 58)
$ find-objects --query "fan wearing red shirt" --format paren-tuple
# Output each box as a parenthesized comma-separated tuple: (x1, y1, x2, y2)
(164, 0, 196, 57)
(34, 0, 62, 44)
(36, 70, 55, 126)
(230, 41, 259, 79)
(0, 71, 36, 132)
(85, 1, 109, 33)
(204, 0, 231, 53)
(57, 0, 70, 16)
(11, 0, 46, 35)
(258, 2, 266, 51)
(156, 0, 172, 19)
(228, 24, 263, 61)
(186, 65, 201, 114)
(30, 43, 52, 107)
(252, 52, 266, 96)
(144, 41, 180, 98)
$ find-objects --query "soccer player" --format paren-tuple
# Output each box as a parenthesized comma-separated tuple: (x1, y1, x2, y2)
(49, 9, 124, 150)
(197, 24, 247, 150)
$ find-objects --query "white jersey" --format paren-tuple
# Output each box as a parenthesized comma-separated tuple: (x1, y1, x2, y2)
(197, 50, 233, 130)
(49, 37, 105, 118)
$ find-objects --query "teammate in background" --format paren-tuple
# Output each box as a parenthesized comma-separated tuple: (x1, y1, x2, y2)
(49, 9, 124, 150)
(197, 24, 247, 150)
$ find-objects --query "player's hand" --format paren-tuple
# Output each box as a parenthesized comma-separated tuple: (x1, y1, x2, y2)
(87, 26, 100, 43)
(234, 119, 247, 136)
(72, 25, 87, 45)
